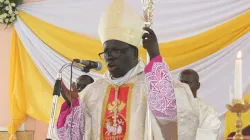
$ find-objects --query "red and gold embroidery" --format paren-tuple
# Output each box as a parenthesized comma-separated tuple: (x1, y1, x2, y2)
(101, 84, 133, 140)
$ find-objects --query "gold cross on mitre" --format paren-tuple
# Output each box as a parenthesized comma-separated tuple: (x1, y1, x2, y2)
(123, 29, 135, 42)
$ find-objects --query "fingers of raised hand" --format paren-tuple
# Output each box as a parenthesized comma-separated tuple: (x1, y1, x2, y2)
(143, 27, 156, 37)
(142, 32, 153, 42)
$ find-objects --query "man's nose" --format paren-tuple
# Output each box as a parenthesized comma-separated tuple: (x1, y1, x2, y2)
(106, 53, 115, 61)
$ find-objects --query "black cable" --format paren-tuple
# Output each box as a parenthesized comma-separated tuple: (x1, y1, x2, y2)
(69, 60, 90, 140)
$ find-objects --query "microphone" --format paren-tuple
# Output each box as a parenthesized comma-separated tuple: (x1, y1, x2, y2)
(73, 59, 102, 71)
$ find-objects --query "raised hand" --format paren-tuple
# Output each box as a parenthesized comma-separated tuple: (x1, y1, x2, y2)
(142, 27, 160, 60)
(61, 81, 78, 104)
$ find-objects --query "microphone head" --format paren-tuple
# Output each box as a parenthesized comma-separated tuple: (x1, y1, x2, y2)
(95, 61, 102, 71)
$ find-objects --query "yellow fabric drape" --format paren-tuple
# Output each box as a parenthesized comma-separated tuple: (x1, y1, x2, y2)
(8, 30, 26, 136)
(8, 11, 250, 135)
(160, 11, 250, 70)
(18, 11, 250, 70)
(224, 93, 250, 138)
(8, 29, 63, 136)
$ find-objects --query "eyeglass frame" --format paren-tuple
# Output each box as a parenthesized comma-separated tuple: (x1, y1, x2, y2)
(98, 47, 131, 60)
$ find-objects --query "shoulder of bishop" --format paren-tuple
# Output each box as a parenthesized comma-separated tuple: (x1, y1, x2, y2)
(85, 78, 108, 90)
(137, 72, 145, 82)
(79, 78, 109, 98)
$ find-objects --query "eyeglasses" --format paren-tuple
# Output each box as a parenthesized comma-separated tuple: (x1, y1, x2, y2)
(98, 47, 130, 60)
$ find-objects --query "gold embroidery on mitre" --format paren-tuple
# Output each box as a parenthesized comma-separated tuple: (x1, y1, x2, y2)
(98, 0, 144, 48)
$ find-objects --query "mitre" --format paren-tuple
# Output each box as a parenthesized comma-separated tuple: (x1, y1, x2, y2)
(98, 0, 144, 48)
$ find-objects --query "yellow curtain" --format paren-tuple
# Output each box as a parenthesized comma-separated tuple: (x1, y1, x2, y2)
(8, 11, 250, 135)
(18, 11, 250, 70)
(8, 30, 26, 135)
(8, 29, 63, 136)
(224, 93, 250, 138)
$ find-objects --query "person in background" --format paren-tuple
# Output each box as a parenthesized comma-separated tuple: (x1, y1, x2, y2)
(179, 69, 221, 140)
(76, 75, 94, 93)
(161, 69, 221, 140)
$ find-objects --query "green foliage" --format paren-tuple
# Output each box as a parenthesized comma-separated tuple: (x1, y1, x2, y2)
(0, 0, 22, 26)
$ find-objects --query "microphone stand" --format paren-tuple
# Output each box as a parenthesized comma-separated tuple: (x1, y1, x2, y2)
(45, 63, 86, 140)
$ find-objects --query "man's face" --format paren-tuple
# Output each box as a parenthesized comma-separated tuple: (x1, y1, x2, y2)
(76, 76, 93, 92)
(179, 71, 200, 97)
(103, 40, 137, 78)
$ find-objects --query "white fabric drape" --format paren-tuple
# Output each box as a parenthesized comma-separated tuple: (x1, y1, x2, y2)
(18, 0, 250, 42)
(14, 17, 102, 88)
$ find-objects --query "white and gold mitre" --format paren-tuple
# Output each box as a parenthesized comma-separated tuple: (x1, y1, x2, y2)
(98, 0, 144, 48)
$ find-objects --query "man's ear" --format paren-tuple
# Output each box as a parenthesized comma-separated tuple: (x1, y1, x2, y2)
(197, 82, 200, 90)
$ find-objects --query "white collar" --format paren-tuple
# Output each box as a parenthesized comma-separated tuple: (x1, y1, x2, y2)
(103, 61, 145, 86)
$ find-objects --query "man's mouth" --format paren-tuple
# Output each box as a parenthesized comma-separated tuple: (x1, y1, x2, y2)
(107, 63, 116, 71)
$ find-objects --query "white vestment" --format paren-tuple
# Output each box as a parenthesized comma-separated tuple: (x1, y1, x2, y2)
(174, 80, 221, 140)
(195, 98, 221, 140)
